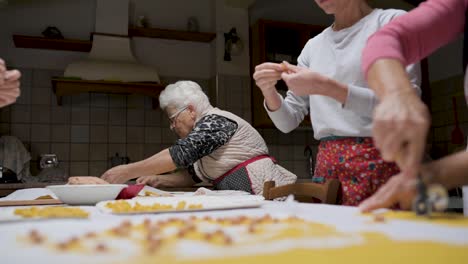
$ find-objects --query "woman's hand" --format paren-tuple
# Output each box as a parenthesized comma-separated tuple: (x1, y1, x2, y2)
(137, 172, 195, 188)
(372, 91, 430, 177)
(101, 165, 133, 184)
(136, 175, 163, 187)
(68, 176, 109, 185)
(359, 174, 418, 212)
(281, 62, 348, 103)
(0, 59, 21, 107)
(281, 62, 328, 96)
(253, 62, 285, 111)
(253, 62, 283, 97)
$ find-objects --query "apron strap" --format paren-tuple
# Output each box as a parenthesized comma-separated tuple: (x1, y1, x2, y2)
(213, 155, 274, 185)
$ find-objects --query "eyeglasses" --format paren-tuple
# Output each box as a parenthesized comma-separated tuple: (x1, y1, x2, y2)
(168, 106, 188, 127)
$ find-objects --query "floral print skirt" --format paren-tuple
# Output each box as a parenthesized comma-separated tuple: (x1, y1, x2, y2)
(313, 137, 399, 206)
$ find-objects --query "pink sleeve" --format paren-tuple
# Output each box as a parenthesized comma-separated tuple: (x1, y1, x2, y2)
(362, 0, 468, 78)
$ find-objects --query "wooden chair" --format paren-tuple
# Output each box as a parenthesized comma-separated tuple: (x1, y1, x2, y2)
(263, 179, 341, 204)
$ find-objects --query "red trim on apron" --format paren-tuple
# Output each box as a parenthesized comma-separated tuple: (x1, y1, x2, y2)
(213, 155, 275, 186)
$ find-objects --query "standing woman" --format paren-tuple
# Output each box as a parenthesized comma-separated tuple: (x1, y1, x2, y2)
(253, 0, 421, 205)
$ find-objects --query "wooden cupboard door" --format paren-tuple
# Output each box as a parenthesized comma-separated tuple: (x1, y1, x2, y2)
(250, 19, 324, 128)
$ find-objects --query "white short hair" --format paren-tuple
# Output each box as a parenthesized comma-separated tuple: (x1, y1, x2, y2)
(159, 81, 211, 113)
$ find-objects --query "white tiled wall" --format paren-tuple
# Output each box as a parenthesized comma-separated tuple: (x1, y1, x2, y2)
(0, 69, 317, 180)
(428, 75, 468, 157)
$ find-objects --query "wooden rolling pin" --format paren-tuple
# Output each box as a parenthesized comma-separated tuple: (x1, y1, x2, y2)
(0, 199, 63, 207)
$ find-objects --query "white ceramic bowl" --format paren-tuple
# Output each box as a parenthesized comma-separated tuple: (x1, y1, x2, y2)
(46, 184, 127, 205)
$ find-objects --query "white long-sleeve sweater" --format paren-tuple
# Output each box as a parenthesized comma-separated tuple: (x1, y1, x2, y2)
(265, 9, 421, 140)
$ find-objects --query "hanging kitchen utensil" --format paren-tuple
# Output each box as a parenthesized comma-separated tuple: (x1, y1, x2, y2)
(451, 97, 465, 145)
(304, 145, 314, 179)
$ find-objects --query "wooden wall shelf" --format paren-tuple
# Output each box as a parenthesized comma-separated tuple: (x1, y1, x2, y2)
(403, 0, 424, 6)
(13, 35, 92, 52)
(13, 27, 215, 52)
(129, 27, 216, 43)
(51, 78, 165, 109)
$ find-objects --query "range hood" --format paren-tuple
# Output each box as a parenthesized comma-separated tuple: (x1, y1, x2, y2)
(64, 0, 160, 83)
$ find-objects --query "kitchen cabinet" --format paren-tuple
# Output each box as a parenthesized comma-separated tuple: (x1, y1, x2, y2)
(250, 19, 324, 128)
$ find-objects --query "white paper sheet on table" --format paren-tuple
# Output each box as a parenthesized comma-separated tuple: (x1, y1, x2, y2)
(0, 186, 259, 202)
(192, 187, 251, 196)
(1, 186, 168, 201)
(134, 186, 265, 205)
(0, 188, 57, 201)
(98, 195, 265, 214)
(137, 185, 174, 196)
(140, 186, 251, 197)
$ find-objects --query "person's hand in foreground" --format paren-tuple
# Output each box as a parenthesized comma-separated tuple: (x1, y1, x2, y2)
(359, 174, 418, 212)
(0, 58, 21, 107)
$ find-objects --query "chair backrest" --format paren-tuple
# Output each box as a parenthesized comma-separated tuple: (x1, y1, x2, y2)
(263, 179, 341, 204)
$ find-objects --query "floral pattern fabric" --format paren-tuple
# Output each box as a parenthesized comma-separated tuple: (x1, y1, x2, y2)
(313, 137, 399, 206)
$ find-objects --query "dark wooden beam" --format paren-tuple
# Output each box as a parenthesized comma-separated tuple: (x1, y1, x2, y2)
(402, 0, 425, 7)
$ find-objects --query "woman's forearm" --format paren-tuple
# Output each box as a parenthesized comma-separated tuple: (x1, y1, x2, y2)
(362, 0, 466, 79)
(423, 151, 468, 189)
(319, 77, 348, 104)
(263, 90, 283, 111)
(129, 148, 177, 177)
(367, 59, 416, 98)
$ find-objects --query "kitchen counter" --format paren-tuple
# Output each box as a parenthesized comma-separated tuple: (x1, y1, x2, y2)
(0, 183, 212, 197)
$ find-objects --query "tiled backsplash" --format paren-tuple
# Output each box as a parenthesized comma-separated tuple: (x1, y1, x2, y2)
(4, 68, 465, 180)
(428, 74, 468, 158)
(0, 69, 316, 181)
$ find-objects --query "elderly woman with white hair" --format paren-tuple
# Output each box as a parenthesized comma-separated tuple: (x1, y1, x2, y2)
(101, 80, 297, 194)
